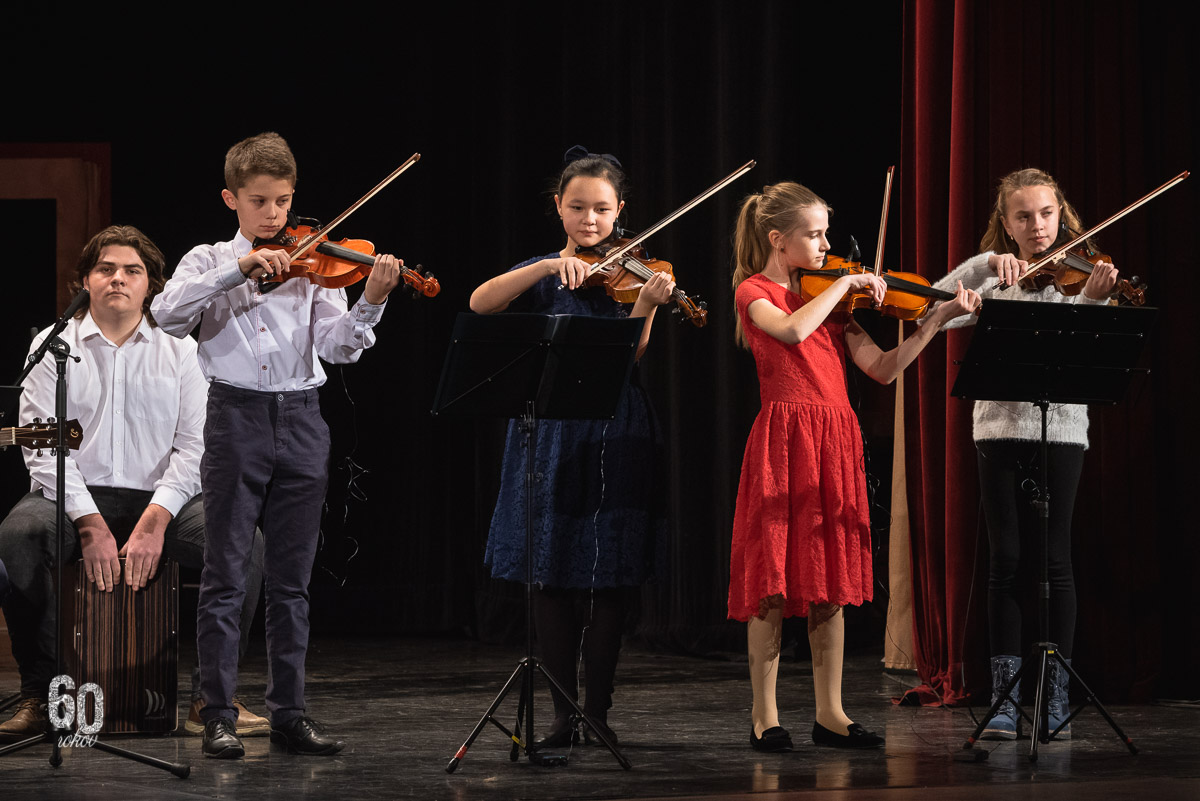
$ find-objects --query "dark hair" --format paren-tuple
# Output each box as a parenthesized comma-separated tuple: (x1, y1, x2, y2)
(70, 225, 167, 325)
(554, 146, 628, 204)
(224, 131, 297, 193)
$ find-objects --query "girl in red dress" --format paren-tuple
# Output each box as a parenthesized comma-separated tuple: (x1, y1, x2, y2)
(729, 181, 979, 752)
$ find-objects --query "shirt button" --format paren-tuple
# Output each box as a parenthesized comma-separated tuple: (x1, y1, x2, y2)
(261, 365, 268, 371)
(260, 327, 266, 332)
(276, 394, 284, 401)
(115, 409, 121, 415)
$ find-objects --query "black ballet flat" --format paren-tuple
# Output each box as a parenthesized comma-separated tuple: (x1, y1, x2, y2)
(533, 716, 578, 750)
(582, 718, 619, 747)
(811, 721, 885, 749)
(750, 725, 794, 752)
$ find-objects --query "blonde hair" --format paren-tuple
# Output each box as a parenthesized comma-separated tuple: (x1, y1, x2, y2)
(979, 168, 1093, 255)
(731, 182, 830, 348)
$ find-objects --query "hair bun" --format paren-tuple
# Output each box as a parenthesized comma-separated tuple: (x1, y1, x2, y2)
(563, 145, 623, 168)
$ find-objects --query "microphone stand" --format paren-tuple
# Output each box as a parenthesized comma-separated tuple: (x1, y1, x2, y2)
(0, 290, 189, 777)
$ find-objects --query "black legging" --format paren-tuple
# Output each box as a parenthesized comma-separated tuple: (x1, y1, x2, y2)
(532, 586, 626, 723)
(976, 440, 1084, 658)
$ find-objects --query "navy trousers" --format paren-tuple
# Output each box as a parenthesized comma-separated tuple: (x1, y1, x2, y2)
(197, 382, 329, 727)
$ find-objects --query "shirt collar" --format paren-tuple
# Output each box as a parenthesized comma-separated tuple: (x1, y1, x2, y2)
(234, 230, 254, 257)
(77, 312, 154, 345)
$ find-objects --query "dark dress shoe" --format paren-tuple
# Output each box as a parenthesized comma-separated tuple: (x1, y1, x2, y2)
(750, 725, 794, 752)
(203, 718, 245, 759)
(583, 717, 619, 747)
(533, 716, 578, 750)
(812, 721, 884, 749)
(270, 716, 345, 755)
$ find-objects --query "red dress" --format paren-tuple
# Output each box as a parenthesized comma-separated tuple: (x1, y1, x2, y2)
(727, 274, 873, 622)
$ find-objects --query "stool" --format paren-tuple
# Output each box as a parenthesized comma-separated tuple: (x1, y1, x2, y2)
(58, 558, 178, 734)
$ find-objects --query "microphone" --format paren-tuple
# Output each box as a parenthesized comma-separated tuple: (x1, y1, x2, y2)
(59, 288, 90, 322)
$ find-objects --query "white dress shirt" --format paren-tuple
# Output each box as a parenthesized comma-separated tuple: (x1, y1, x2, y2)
(20, 313, 207, 521)
(150, 231, 385, 392)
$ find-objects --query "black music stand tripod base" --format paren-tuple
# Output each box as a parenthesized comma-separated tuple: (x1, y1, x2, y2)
(434, 314, 638, 772)
(950, 300, 1153, 762)
(0, 730, 190, 777)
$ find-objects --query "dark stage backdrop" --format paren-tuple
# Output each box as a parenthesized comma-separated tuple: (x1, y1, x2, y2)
(1, 2, 1194, 701)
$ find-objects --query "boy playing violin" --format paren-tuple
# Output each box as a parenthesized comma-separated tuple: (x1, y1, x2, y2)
(152, 132, 404, 758)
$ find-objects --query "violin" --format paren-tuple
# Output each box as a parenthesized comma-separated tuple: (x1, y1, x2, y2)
(1015, 240, 1145, 306)
(999, 169, 1188, 302)
(798, 166, 957, 321)
(254, 215, 440, 297)
(575, 235, 706, 326)
(799, 252, 958, 321)
(566, 159, 757, 329)
(251, 153, 438, 297)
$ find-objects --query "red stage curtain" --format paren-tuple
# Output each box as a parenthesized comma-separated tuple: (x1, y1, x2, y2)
(897, 0, 1197, 705)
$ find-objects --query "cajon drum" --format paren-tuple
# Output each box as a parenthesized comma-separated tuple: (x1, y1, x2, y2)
(58, 558, 178, 734)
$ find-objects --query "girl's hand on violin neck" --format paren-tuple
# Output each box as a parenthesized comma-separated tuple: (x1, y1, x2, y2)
(840, 273, 887, 306)
(987, 252, 1026, 288)
(638, 271, 676, 307)
(547, 256, 591, 290)
(1082, 260, 1118, 300)
(240, 247, 291, 280)
(929, 280, 982, 325)
(363, 253, 404, 305)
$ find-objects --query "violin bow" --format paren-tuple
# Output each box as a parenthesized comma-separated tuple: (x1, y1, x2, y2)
(872, 165, 895, 277)
(285, 153, 422, 260)
(582, 159, 757, 277)
(999, 169, 1189, 290)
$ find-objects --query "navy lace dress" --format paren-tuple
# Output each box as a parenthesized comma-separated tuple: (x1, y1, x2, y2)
(483, 254, 665, 588)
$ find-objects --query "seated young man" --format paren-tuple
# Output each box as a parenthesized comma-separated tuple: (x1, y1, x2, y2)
(0, 225, 265, 743)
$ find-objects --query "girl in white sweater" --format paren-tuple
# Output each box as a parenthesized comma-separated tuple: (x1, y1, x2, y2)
(931, 168, 1117, 741)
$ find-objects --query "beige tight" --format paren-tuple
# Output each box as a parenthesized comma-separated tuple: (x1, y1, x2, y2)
(747, 600, 855, 737)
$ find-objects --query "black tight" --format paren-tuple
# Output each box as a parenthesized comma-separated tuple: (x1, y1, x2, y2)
(532, 586, 626, 722)
(976, 440, 1084, 658)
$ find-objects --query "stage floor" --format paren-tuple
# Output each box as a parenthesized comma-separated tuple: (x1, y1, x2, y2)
(0, 636, 1196, 800)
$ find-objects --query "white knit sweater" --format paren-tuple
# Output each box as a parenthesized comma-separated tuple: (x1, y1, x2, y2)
(928, 252, 1109, 448)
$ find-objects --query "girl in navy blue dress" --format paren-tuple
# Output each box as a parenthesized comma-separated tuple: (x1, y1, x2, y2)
(470, 148, 674, 748)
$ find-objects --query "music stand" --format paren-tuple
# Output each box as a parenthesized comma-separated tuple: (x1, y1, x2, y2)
(436, 313, 640, 773)
(953, 299, 1154, 762)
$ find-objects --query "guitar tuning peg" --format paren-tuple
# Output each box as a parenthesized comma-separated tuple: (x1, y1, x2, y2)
(35, 449, 43, 457)
(48, 417, 56, 423)
(33, 417, 42, 424)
